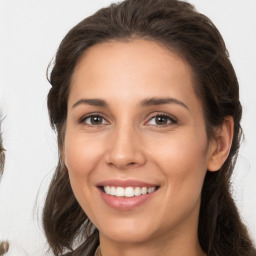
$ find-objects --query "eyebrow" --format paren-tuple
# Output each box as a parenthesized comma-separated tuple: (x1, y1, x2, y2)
(140, 97, 189, 110)
(72, 97, 189, 110)
(72, 99, 108, 108)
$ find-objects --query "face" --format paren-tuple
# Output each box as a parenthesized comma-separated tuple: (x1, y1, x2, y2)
(64, 39, 215, 246)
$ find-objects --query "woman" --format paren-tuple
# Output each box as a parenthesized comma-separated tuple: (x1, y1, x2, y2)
(43, 0, 256, 255)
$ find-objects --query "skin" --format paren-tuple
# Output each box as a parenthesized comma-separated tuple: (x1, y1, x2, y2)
(64, 39, 233, 256)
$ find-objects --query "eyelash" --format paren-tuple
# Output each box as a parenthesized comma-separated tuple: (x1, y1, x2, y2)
(79, 112, 177, 127)
(145, 113, 177, 127)
(79, 113, 109, 126)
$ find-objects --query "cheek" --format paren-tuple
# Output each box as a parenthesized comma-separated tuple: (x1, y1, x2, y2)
(152, 127, 208, 167)
(63, 129, 104, 203)
(151, 129, 209, 200)
(147, 132, 209, 231)
(64, 130, 103, 175)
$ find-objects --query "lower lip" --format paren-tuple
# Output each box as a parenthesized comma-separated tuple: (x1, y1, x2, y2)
(98, 188, 157, 210)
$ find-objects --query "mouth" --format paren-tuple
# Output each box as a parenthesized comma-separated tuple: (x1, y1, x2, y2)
(100, 186, 159, 198)
(96, 180, 160, 210)
(96, 179, 160, 211)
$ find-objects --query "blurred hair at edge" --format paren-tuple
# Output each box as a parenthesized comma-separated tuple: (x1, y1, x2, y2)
(42, 0, 256, 255)
(0, 113, 5, 177)
(0, 113, 9, 255)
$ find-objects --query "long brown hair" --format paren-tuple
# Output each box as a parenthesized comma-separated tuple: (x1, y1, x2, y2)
(43, 0, 256, 255)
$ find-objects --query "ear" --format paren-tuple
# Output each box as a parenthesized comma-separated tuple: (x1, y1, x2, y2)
(207, 116, 234, 172)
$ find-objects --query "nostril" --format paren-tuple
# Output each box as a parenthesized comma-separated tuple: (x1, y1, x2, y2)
(128, 162, 136, 165)
(107, 161, 139, 169)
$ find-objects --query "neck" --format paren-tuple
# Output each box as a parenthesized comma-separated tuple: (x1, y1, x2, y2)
(99, 238, 205, 256)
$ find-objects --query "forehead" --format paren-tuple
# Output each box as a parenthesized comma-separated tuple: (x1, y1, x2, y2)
(69, 39, 199, 109)
(72, 39, 193, 83)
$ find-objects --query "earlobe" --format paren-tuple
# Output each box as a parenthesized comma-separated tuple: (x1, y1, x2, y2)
(207, 116, 234, 172)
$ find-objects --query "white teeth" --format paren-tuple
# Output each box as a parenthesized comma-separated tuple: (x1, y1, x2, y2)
(124, 187, 134, 197)
(105, 186, 111, 194)
(103, 186, 157, 197)
(141, 187, 147, 195)
(110, 186, 116, 196)
(134, 187, 141, 196)
(116, 187, 124, 197)
(148, 187, 156, 193)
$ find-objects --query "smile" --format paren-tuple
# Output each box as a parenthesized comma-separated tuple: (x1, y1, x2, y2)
(103, 186, 157, 197)
(97, 181, 159, 210)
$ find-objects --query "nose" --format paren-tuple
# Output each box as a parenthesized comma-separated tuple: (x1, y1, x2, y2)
(104, 125, 146, 170)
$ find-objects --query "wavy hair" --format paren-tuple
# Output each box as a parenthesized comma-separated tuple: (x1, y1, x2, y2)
(43, 0, 256, 255)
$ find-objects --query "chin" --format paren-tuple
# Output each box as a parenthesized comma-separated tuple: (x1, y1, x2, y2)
(101, 229, 154, 244)
(97, 218, 163, 245)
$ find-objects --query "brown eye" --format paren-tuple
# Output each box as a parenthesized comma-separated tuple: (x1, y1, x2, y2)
(155, 116, 169, 125)
(147, 114, 177, 126)
(83, 115, 107, 125)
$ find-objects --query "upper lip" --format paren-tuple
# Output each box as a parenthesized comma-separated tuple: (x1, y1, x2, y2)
(96, 179, 159, 188)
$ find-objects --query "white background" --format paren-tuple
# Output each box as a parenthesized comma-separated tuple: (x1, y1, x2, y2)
(0, 0, 255, 255)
